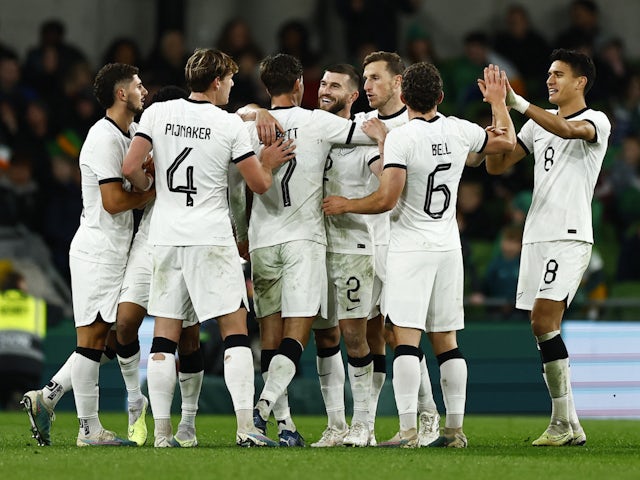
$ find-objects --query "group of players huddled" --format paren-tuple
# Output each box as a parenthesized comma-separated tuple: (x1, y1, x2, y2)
(21, 42, 609, 449)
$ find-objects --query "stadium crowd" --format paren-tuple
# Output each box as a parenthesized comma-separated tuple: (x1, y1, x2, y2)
(1, 2, 638, 304)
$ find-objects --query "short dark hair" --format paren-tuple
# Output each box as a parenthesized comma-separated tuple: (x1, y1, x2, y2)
(185, 48, 238, 93)
(362, 51, 405, 76)
(93, 63, 139, 109)
(550, 48, 596, 94)
(401, 62, 443, 113)
(324, 63, 361, 92)
(259, 54, 303, 96)
(151, 85, 189, 104)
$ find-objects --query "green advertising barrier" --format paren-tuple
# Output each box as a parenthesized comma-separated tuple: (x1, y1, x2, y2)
(39, 320, 548, 414)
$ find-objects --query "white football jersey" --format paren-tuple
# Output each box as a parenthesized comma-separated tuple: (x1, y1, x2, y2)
(355, 107, 409, 246)
(324, 143, 379, 254)
(384, 114, 487, 252)
(69, 117, 136, 265)
(248, 106, 373, 251)
(517, 108, 611, 244)
(136, 98, 254, 246)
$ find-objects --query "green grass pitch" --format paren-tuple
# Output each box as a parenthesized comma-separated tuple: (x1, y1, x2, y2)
(1, 412, 639, 480)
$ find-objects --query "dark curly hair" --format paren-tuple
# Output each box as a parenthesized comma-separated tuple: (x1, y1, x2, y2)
(93, 63, 139, 109)
(401, 62, 443, 113)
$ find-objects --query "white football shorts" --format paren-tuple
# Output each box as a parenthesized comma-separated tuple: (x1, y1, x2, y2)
(251, 239, 327, 319)
(70, 256, 125, 327)
(384, 249, 464, 333)
(516, 240, 592, 311)
(148, 245, 248, 323)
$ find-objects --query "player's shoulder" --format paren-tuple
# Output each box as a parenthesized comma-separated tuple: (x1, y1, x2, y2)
(581, 107, 611, 125)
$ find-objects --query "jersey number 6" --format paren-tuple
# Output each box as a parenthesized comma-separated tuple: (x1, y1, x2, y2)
(424, 163, 452, 219)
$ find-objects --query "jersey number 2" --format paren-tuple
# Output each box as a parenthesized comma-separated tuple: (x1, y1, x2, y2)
(167, 147, 197, 206)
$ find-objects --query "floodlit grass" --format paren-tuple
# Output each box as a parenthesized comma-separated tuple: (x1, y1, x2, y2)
(1, 412, 639, 480)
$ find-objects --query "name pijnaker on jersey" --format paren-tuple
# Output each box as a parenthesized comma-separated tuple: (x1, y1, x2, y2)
(164, 123, 211, 140)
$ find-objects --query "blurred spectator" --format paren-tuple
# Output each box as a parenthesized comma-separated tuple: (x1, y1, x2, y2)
(102, 37, 143, 67)
(226, 46, 269, 112)
(457, 179, 502, 241)
(0, 268, 60, 409)
(215, 18, 267, 111)
(22, 19, 87, 105)
(41, 153, 82, 283)
(276, 20, 322, 109)
(335, 0, 421, 60)
(470, 224, 524, 319)
(215, 18, 261, 60)
(591, 38, 632, 105)
(606, 135, 640, 233)
(493, 4, 551, 100)
(616, 222, 640, 281)
(0, 54, 36, 143)
(0, 150, 43, 232)
(13, 99, 56, 194)
(402, 23, 438, 66)
(609, 73, 640, 146)
(441, 31, 524, 117)
(145, 29, 189, 88)
(1, 54, 36, 120)
(554, 0, 602, 51)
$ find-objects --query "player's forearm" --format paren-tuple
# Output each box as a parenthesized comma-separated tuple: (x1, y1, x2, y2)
(347, 191, 394, 214)
(103, 189, 153, 215)
(523, 103, 578, 139)
(490, 102, 516, 149)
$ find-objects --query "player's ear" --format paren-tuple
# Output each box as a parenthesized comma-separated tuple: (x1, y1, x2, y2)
(212, 77, 221, 90)
(576, 75, 587, 91)
(437, 90, 444, 105)
(350, 90, 359, 103)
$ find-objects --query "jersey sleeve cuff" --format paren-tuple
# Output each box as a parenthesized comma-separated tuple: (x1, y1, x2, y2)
(98, 177, 123, 185)
(232, 151, 255, 164)
(516, 137, 530, 155)
(135, 132, 153, 144)
(383, 163, 406, 170)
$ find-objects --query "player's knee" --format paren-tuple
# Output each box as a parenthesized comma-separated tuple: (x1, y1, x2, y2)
(314, 326, 340, 348)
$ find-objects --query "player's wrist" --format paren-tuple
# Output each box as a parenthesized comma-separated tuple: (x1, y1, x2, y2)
(506, 90, 530, 114)
(142, 173, 154, 192)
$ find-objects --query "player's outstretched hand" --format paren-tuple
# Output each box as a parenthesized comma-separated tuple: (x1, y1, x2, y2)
(260, 137, 296, 170)
(255, 108, 284, 146)
(322, 195, 350, 216)
(479, 64, 507, 105)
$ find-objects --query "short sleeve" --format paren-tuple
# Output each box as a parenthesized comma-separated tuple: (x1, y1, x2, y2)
(230, 115, 255, 163)
(382, 129, 407, 170)
(517, 118, 536, 155)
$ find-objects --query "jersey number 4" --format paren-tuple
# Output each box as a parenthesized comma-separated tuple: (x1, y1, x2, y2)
(424, 163, 451, 219)
(167, 147, 197, 206)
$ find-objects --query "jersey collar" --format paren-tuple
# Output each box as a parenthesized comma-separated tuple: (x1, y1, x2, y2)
(563, 107, 589, 119)
(412, 115, 440, 123)
(378, 105, 407, 120)
(104, 116, 130, 138)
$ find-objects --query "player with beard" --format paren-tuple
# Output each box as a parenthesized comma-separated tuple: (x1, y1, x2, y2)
(311, 64, 383, 447)
(23, 63, 155, 446)
(323, 62, 516, 447)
